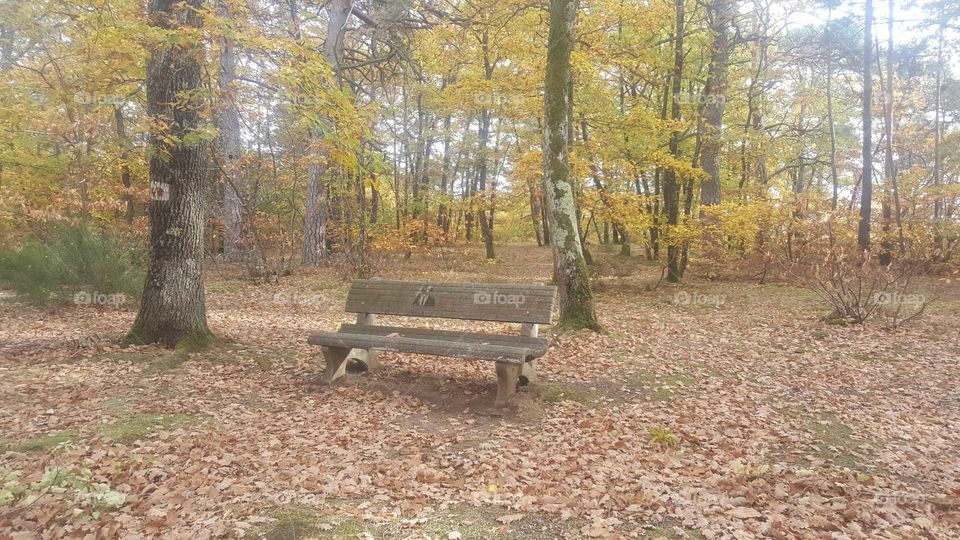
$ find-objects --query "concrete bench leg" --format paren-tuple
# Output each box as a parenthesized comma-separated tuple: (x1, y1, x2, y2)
(322, 346, 350, 383)
(495, 362, 522, 406)
(347, 348, 380, 371)
(519, 359, 537, 386)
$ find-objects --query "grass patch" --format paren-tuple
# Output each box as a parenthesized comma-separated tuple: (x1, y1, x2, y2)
(97, 350, 186, 373)
(11, 430, 78, 452)
(251, 348, 298, 372)
(419, 504, 588, 539)
(850, 352, 895, 363)
(205, 280, 247, 294)
(98, 413, 198, 444)
(537, 383, 595, 404)
(249, 507, 365, 540)
(803, 412, 867, 470)
(643, 521, 707, 539)
(630, 372, 698, 401)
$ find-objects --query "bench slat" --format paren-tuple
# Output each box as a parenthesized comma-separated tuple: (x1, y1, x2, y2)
(337, 324, 548, 348)
(345, 280, 557, 324)
(307, 326, 549, 363)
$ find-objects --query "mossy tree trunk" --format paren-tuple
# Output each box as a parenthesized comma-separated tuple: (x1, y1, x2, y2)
(544, 0, 600, 331)
(127, 0, 211, 348)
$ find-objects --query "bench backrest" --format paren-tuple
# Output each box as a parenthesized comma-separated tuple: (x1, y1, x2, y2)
(345, 280, 557, 324)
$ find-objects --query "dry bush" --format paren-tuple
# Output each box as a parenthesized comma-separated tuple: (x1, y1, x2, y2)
(802, 248, 931, 327)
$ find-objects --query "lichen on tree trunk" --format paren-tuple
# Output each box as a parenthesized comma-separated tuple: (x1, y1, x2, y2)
(127, 0, 211, 349)
(543, 0, 600, 332)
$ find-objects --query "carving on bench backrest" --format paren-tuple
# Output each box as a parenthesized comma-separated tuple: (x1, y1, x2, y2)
(414, 285, 435, 306)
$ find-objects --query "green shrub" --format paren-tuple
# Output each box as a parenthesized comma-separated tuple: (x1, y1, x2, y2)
(0, 222, 144, 306)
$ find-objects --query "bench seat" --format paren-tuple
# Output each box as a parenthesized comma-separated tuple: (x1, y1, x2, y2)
(308, 324, 549, 363)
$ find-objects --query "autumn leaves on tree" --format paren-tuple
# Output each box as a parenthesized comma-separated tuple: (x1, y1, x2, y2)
(1, 0, 957, 344)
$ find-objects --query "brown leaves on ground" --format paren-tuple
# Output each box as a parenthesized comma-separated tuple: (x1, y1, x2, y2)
(1, 244, 959, 538)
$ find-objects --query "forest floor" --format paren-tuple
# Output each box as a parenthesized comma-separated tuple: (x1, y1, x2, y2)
(1, 244, 959, 539)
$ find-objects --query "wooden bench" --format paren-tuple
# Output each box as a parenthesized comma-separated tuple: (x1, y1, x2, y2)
(307, 280, 557, 405)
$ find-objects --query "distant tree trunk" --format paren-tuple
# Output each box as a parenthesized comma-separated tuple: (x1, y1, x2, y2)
(303, 0, 350, 265)
(544, 0, 600, 331)
(858, 0, 873, 254)
(438, 113, 452, 233)
(529, 177, 544, 246)
(127, 0, 210, 348)
(933, 6, 945, 256)
(477, 107, 495, 259)
(826, 6, 840, 210)
(699, 0, 731, 208)
(664, 0, 685, 282)
(476, 28, 496, 260)
(879, 0, 901, 265)
(113, 105, 134, 224)
(217, 0, 247, 263)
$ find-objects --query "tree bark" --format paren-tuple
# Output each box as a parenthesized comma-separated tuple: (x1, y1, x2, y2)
(113, 105, 134, 224)
(127, 0, 211, 348)
(698, 0, 731, 207)
(826, 6, 840, 210)
(879, 0, 900, 265)
(544, 0, 600, 331)
(217, 0, 248, 263)
(302, 0, 351, 265)
(664, 0, 685, 282)
(858, 0, 873, 253)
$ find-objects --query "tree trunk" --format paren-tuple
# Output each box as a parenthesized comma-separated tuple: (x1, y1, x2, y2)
(127, 0, 210, 348)
(879, 0, 900, 266)
(826, 7, 840, 210)
(113, 105, 134, 224)
(858, 0, 873, 253)
(477, 28, 496, 260)
(302, 0, 350, 265)
(698, 0, 731, 208)
(544, 0, 600, 331)
(933, 5, 945, 256)
(438, 113, 452, 233)
(217, 0, 248, 263)
(664, 0, 684, 282)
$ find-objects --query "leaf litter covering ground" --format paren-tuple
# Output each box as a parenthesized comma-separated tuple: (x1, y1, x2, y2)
(1, 244, 959, 539)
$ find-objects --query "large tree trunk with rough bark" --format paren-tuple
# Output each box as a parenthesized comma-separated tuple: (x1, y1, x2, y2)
(302, 0, 351, 265)
(127, 0, 210, 348)
(544, 0, 600, 331)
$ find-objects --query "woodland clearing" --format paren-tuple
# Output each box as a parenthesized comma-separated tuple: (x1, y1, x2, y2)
(1, 244, 959, 539)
